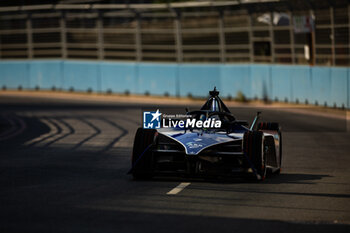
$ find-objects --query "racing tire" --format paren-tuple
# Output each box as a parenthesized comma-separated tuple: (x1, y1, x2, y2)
(258, 122, 282, 174)
(131, 128, 156, 180)
(275, 131, 282, 175)
(243, 131, 267, 181)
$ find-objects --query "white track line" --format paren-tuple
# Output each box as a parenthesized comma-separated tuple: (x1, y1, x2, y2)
(0, 116, 26, 141)
(41, 118, 70, 147)
(24, 118, 57, 146)
(166, 182, 191, 195)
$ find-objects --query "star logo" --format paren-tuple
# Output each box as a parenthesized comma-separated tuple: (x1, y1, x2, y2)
(151, 109, 161, 122)
(143, 109, 162, 129)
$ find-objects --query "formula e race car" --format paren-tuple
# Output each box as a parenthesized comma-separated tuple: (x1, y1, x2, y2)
(129, 88, 282, 181)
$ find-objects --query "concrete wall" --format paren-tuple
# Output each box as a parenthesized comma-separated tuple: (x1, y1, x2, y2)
(0, 60, 349, 109)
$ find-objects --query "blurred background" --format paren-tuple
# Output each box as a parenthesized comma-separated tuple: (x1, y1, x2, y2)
(1, 3, 350, 232)
(0, 0, 349, 108)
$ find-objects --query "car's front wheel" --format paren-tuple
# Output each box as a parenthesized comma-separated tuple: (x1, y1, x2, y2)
(131, 128, 156, 180)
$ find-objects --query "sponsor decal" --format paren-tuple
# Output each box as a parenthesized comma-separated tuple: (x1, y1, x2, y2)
(162, 118, 221, 128)
(143, 109, 221, 129)
(143, 109, 161, 129)
(186, 142, 203, 149)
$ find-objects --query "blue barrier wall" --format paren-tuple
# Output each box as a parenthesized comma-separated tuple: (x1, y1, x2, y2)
(179, 64, 221, 97)
(100, 62, 136, 94)
(29, 60, 62, 90)
(330, 67, 348, 108)
(0, 61, 30, 89)
(220, 65, 251, 99)
(250, 65, 272, 100)
(0, 60, 349, 109)
(138, 63, 178, 96)
(63, 61, 100, 92)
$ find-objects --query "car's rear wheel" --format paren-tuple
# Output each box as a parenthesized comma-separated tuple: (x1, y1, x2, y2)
(258, 122, 282, 174)
(243, 131, 267, 181)
(275, 131, 282, 174)
(131, 128, 156, 180)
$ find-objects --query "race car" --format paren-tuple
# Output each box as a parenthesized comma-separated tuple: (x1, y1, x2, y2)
(129, 88, 282, 181)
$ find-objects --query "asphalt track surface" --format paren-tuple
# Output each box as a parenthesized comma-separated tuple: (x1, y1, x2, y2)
(0, 95, 350, 233)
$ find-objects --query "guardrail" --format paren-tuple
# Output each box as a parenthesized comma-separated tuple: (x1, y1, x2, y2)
(0, 60, 349, 109)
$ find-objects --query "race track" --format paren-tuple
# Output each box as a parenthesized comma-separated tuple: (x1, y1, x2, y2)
(0, 95, 349, 233)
